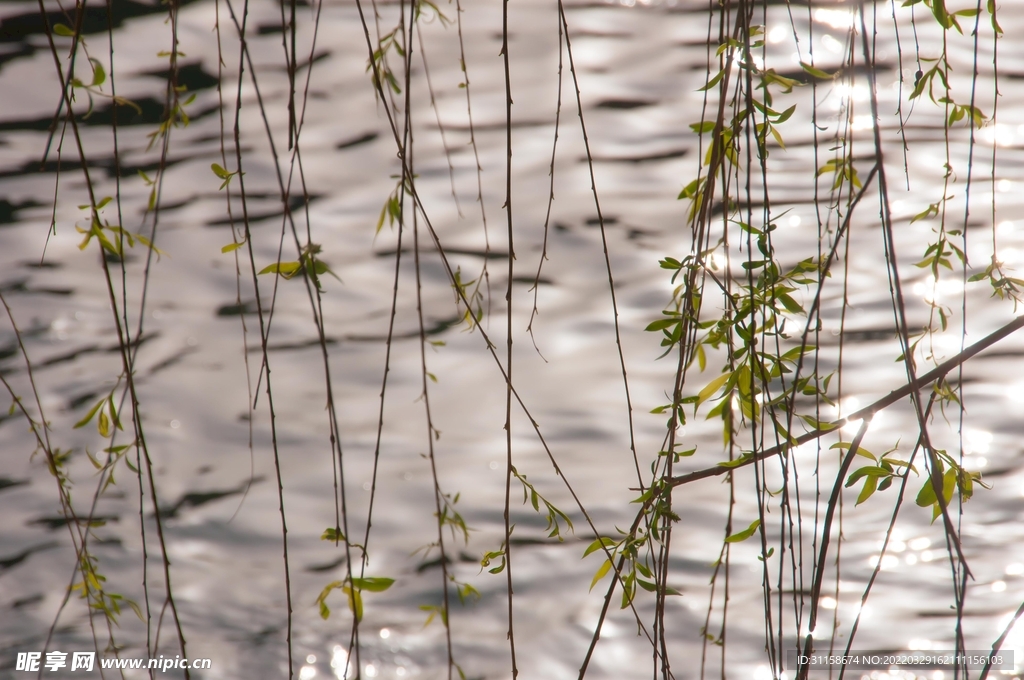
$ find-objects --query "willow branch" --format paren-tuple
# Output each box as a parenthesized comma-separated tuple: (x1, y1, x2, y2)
(669, 313, 1024, 488)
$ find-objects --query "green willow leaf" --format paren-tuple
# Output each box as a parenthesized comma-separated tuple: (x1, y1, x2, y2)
(258, 261, 302, 278)
(725, 519, 761, 543)
(589, 558, 612, 591)
(352, 577, 395, 592)
(696, 371, 731, 408)
(799, 62, 832, 79)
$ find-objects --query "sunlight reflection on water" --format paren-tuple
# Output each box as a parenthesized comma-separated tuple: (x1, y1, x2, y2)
(813, 8, 855, 30)
(2, 0, 1024, 676)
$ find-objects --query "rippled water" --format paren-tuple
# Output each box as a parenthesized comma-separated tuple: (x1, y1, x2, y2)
(2, 0, 1024, 678)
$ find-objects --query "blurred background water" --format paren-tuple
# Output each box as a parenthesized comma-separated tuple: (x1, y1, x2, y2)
(2, 0, 1024, 677)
